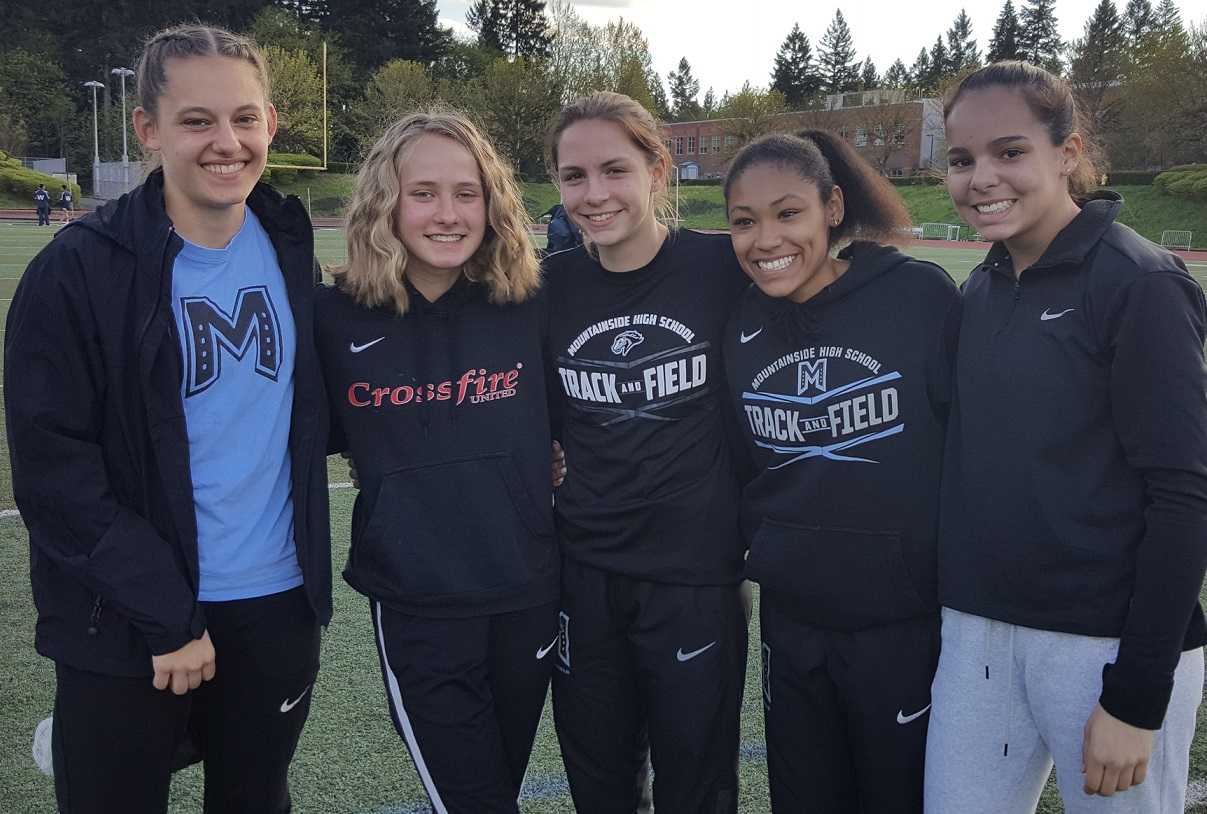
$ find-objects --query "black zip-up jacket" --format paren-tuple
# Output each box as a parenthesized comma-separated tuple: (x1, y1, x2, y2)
(5, 170, 332, 677)
(317, 279, 558, 618)
(940, 194, 1207, 729)
(726, 242, 961, 630)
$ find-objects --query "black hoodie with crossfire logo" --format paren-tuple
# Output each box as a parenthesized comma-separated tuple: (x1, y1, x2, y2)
(316, 278, 557, 618)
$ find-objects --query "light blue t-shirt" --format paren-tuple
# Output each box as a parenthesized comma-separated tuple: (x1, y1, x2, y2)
(170, 210, 302, 601)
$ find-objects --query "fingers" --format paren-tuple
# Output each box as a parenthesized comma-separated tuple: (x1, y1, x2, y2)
(1134, 761, 1148, 786)
(170, 669, 190, 696)
(202, 659, 217, 682)
(152, 668, 170, 691)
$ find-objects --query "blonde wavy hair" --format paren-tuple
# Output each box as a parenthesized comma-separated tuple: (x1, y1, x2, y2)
(335, 109, 540, 314)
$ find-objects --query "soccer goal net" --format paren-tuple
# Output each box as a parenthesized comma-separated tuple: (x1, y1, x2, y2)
(920, 223, 961, 241)
(1161, 230, 1193, 251)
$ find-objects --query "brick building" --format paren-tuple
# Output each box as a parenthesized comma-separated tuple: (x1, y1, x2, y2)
(662, 90, 945, 180)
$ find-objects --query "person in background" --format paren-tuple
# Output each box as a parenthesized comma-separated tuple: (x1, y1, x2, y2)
(34, 183, 51, 226)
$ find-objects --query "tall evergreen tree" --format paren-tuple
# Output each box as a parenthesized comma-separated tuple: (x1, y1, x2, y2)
(1123, 0, 1156, 44)
(467, 0, 551, 59)
(702, 87, 717, 118)
(818, 10, 860, 93)
(860, 57, 879, 90)
(667, 57, 702, 121)
(988, 0, 1022, 62)
(1069, 0, 1126, 124)
(770, 23, 820, 108)
(928, 36, 950, 85)
(883, 58, 911, 89)
(909, 48, 933, 90)
(466, 0, 505, 52)
(329, 0, 450, 77)
(1152, 0, 1187, 43)
(1018, 0, 1063, 72)
(946, 9, 981, 74)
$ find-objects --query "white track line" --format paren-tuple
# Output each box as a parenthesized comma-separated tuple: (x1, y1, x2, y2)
(0, 482, 354, 523)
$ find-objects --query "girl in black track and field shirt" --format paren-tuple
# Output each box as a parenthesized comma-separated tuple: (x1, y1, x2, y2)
(543, 91, 749, 813)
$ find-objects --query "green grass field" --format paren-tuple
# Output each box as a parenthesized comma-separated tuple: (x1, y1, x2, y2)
(2, 223, 1207, 812)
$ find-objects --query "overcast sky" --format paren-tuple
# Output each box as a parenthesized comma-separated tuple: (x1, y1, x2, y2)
(436, 0, 1207, 97)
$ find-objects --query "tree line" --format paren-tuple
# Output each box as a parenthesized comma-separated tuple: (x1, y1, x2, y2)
(0, 0, 1203, 187)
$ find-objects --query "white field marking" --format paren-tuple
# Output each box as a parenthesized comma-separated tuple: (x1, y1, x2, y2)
(0, 481, 354, 523)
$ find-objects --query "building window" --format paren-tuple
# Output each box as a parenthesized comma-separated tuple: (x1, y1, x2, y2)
(892, 124, 906, 146)
(842, 92, 862, 108)
(675, 137, 684, 156)
(724, 135, 737, 147)
(665, 139, 673, 153)
(854, 128, 868, 147)
(838, 127, 849, 141)
(712, 135, 721, 151)
(874, 125, 885, 146)
(687, 136, 696, 154)
(887, 167, 905, 177)
(698, 137, 707, 155)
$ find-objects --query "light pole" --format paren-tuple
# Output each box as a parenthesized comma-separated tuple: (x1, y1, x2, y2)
(83, 80, 105, 198)
(111, 68, 134, 163)
(111, 67, 135, 195)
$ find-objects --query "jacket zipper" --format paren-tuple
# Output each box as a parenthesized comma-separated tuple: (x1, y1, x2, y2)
(87, 596, 104, 636)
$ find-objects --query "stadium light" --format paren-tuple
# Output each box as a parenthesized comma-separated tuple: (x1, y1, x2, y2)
(111, 68, 135, 164)
(83, 81, 104, 164)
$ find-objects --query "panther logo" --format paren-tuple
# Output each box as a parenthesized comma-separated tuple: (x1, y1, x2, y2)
(611, 330, 645, 357)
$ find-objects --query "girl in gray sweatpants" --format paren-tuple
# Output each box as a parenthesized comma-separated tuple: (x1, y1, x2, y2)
(928, 62, 1207, 813)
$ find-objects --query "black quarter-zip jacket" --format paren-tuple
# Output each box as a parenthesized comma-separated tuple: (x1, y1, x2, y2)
(317, 279, 557, 618)
(940, 193, 1207, 729)
(5, 171, 332, 677)
(725, 242, 961, 630)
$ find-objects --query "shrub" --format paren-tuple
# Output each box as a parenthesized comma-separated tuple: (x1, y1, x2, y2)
(1155, 165, 1207, 198)
(0, 165, 81, 203)
(262, 152, 322, 184)
(1105, 170, 1159, 186)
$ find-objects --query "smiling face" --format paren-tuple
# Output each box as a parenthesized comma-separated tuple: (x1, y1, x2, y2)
(133, 55, 276, 242)
(554, 119, 665, 257)
(394, 133, 487, 297)
(726, 162, 845, 304)
(944, 86, 1082, 254)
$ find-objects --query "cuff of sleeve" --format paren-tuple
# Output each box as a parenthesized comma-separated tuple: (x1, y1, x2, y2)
(144, 604, 206, 656)
(1099, 661, 1173, 731)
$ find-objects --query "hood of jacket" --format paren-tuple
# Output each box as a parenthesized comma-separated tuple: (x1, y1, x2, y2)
(758, 240, 917, 341)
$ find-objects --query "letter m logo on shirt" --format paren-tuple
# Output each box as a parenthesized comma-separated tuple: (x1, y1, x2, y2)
(797, 359, 827, 395)
(181, 285, 282, 397)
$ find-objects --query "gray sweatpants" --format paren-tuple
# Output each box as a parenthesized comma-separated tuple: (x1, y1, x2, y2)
(925, 608, 1204, 814)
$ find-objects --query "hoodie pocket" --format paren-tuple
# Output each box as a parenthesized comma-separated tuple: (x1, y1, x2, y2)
(745, 520, 930, 631)
(352, 453, 552, 602)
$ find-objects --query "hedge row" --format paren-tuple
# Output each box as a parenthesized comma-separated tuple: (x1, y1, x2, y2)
(0, 150, 82, 203)
(1154, 165, 1207, 201)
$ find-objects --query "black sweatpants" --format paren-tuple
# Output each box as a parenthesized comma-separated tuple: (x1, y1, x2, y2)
(760, 598, 939, 813)
(371, 598, 559, 814)
(51, 586, 321, 814)
(37, 206, 51, 225)
(553, 558, 747, 814)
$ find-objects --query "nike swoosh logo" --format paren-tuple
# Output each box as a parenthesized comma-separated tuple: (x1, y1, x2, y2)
(350, 337, 386, 353)
(280, 684, 312, 713)
(536, 636, 559, 660)
(676, 641, 718, 662)
(1040, 308, 1075, 321)
(740, 327, 763, 344)
(896, 703, 931, 724)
